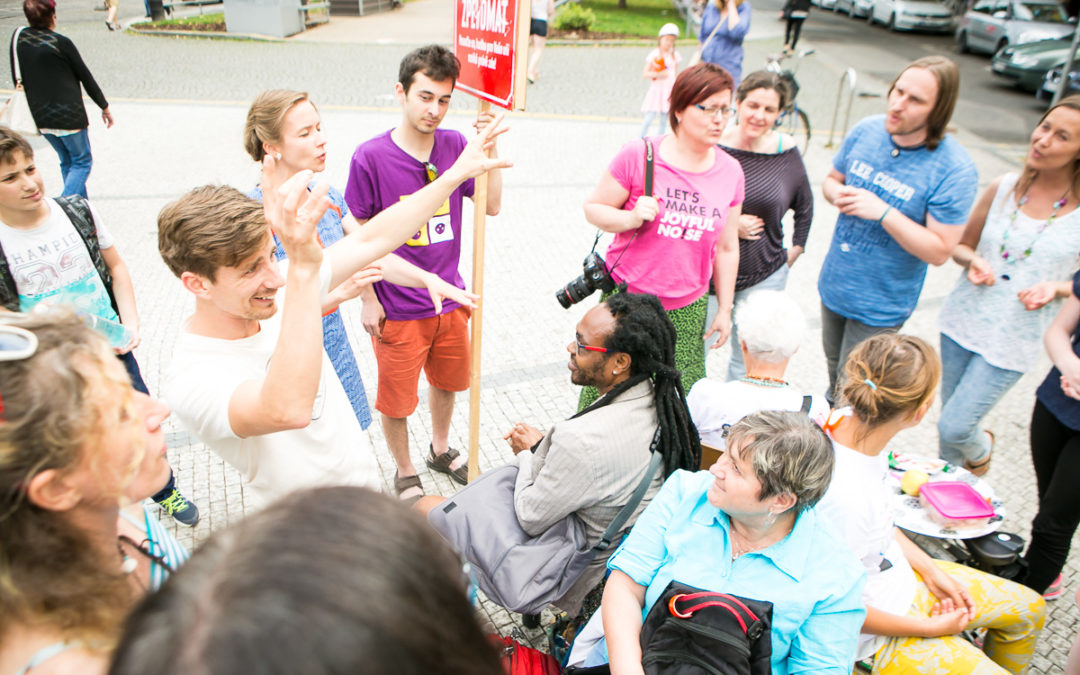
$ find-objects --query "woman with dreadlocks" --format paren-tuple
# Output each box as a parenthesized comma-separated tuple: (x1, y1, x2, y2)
(419, 292, 700, 617)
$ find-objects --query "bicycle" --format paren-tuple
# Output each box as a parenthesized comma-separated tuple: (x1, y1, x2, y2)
(764, 49, 814, 155)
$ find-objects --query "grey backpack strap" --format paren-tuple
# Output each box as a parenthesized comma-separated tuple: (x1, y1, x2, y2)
(800, 395, 813, 414)
(0, 236, 17, 311)
(54, 195, 119, 316)
(593, 426, 663, 553)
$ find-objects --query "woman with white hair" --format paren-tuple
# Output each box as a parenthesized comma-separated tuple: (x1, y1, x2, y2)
(688, 290, 827, 449)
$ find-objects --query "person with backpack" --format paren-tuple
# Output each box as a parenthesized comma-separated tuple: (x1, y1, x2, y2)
(0, 126, 200, 526)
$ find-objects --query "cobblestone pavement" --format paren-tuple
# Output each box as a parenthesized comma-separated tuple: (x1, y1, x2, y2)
(2, 0, 1075, 669)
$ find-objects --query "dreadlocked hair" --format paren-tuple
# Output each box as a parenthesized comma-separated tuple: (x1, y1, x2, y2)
(573, 292, 701, 475)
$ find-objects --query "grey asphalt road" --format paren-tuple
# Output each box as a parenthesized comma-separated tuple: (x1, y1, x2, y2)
(753, 0, 1048, 144)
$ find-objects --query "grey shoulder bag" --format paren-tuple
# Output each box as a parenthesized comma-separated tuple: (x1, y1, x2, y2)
(428, 427, 663, 615)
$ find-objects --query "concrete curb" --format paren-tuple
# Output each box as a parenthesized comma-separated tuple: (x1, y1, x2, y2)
(126, 23, 285, 41)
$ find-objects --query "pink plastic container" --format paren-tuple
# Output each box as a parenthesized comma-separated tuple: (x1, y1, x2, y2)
(919, 481, 995, 529)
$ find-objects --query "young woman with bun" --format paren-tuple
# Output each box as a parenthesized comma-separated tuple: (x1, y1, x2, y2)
(816, 333, 1045, 673)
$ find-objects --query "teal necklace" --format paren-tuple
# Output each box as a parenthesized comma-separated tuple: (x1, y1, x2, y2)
(1000, 188, 1071, 263)
(741, 375, 788, 388)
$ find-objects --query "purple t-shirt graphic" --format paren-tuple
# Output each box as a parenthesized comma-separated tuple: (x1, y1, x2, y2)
(345, 128, 475, 321)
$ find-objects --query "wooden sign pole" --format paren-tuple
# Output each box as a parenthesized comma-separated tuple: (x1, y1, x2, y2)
(461, 0, 528, 482)
(467, 98, 492, 483)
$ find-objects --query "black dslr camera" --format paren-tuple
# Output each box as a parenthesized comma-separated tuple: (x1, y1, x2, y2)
(556, 252, 616, 309)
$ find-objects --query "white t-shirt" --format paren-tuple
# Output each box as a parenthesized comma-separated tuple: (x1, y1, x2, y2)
(165, 260, 381, 511)
(816, 414, 918, 661)
(686, 379, 828, 450)
(0, 199, 118, 321)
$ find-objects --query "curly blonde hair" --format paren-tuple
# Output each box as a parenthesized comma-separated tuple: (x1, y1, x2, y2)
(0, 310, 138, 646)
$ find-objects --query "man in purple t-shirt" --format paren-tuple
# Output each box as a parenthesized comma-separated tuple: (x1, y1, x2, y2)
(345, 44, 503, 503)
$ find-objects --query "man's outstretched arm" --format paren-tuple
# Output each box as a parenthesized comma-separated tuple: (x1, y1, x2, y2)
(227, 165, 350, 438)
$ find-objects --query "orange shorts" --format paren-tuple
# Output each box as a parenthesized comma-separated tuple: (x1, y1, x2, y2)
(372, 306, 470, 418)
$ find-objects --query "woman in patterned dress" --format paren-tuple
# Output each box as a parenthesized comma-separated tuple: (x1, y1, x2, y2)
(937, 95, 1080, 477)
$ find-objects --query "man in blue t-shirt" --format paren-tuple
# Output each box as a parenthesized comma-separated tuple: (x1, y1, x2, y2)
(817, 55, 977, 403)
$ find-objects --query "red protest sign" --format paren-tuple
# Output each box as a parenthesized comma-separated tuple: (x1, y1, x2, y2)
(454, 0, 530, 110)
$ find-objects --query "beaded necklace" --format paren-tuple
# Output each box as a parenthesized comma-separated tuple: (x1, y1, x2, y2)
(740, 374, 789, 388)
(1000, 188, 1071, 263)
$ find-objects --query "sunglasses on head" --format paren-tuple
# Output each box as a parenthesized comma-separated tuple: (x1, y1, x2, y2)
(0, 324, 37, 362)
(0, 324, 38, 421)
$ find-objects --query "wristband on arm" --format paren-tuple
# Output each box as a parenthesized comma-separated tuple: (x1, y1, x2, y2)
(877, 205, 892, 225)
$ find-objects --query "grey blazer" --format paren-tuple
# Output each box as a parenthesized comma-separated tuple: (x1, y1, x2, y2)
(514, 379, 663, 613)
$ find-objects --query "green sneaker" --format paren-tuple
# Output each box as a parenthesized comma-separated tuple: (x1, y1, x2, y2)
(154, 487, 200, 527)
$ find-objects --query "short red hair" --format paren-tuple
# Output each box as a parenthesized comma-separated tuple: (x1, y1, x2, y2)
(668, 63, 734, 133)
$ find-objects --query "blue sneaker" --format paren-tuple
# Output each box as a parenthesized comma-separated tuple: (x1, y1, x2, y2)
(153, 487, 200, 527)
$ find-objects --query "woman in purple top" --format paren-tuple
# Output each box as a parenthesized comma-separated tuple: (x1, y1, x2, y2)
(714, 70, 812, 380)
(699, 0, 752, 87)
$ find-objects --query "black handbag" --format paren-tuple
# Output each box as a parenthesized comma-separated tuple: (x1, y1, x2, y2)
(565, 580, 774, 675)
(640, 581, 773, 675)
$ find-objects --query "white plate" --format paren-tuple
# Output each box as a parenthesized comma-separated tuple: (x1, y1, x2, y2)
(888, 452, 1004, 540)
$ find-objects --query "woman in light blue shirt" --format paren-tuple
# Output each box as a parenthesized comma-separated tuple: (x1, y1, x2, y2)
(600, 410, 866, 675)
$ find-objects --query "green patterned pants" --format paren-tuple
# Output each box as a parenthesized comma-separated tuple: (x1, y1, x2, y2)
(577, 292, 708, 411)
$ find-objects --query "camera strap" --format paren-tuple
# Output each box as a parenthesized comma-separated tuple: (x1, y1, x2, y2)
(591, 139, 655, 259)
(644, 138, 654, 198)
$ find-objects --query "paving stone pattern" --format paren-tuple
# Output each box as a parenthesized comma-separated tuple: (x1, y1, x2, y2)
(1, 1, 1073, 669)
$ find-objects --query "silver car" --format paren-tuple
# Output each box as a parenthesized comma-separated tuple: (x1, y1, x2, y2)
(869, 0, 955, 31)
(836, 0, 873, 17)
(956, 0, 1073, 55)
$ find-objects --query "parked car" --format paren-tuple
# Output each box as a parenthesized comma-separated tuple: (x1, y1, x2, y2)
(992, 37, 1074, 91)
(1039, 61, 1080, 99)
(956, 0, 1073, 55)
(811, 0, 839, 10)
(836, 0, 873, 17)
(869, 0, 955, 31)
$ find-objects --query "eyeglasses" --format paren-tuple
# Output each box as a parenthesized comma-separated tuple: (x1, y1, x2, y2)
(423, 162, 438, 184)
(574, 340, 610, 355)
(694, 104, 736, 119)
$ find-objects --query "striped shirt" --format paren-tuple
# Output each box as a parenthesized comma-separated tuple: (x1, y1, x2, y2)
(720, 145, 813, 291)
(120, 505, 190, 591)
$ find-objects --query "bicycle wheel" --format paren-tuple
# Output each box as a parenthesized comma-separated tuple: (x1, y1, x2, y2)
(777, 106, 811, 155)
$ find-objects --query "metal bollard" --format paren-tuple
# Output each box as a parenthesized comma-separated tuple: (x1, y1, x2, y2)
(826, 68, 857, 149)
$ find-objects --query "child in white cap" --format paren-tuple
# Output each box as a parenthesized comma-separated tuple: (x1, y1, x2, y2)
(640, 22, 681, 137)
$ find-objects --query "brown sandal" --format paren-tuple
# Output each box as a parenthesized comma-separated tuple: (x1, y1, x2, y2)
(963, 431, 995, 477)
(394, 471, 424, 505)
(426, 445, 468, 485)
